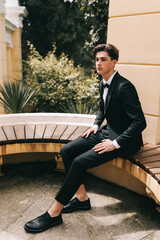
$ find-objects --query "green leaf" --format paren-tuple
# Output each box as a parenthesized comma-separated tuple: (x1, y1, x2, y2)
(0, 81, 35, 113)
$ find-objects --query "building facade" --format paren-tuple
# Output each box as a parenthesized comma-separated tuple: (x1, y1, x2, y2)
(107, 0, 160, 144)
(0, 0, 26, 86)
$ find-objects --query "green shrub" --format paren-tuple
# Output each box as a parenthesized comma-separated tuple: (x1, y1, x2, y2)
(23, 43, 99, 113)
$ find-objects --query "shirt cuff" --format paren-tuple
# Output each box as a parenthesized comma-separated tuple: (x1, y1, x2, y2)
(113, 139, 121, 149)
(92, 125, 99, 130)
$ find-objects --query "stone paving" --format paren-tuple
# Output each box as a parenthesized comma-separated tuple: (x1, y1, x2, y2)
(0, 161, 160, 240)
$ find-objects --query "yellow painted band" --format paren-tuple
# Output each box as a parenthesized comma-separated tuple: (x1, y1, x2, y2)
(117, 62, 160, 67)
(144, 113, 160, 118)
(109, 11, 160, 19)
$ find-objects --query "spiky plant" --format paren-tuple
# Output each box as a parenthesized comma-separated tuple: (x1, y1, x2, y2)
(0, 81, 35, 113)
(59, 99, 98, 115)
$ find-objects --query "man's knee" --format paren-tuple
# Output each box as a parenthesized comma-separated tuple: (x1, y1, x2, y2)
(60, 137, 82, 157)
(60, 144, 69, 157)
(60, 141, 76, 160)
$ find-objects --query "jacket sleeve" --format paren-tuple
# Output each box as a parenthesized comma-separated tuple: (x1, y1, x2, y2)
(116, 82, 146, 147)
(93, 84, 105, 127)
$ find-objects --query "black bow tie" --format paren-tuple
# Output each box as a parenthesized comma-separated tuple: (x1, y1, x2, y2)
(102, 83, 110, 89)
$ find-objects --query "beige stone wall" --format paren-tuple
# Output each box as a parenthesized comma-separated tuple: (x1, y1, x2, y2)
(0, 14, 7, 84)
(107, 0, 160, 144)
(6, 45, 12, 82)
(11, 27, 22, 80)
(0, 13, 6, 113)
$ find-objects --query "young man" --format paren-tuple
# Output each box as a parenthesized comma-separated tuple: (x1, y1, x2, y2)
(24, 44, 146, 233)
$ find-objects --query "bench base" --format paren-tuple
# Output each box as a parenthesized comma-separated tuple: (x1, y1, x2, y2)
(0, 169, 4, 176)
(88, 162, 148, 197)
(0, 156, 4, 176)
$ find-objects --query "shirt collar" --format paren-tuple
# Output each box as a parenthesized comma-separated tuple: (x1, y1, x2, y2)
(103, 70, 117, 86)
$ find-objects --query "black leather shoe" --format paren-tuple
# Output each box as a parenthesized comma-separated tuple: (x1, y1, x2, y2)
(62, 197, 91, 213)
(24, 212, 62, 233)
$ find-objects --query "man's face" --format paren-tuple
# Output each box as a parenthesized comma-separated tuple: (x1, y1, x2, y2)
(95, 51, 117, 76)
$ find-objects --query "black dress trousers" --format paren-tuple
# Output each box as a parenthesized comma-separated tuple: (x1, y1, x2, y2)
(55, 130, 121, 206)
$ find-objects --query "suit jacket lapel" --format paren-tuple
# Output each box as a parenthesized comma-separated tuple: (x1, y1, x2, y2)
(104, 72, 119, 115)
(100, 81, 104, 108)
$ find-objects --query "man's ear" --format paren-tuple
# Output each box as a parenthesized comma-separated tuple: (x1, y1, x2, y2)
(112, 59, 117, 67)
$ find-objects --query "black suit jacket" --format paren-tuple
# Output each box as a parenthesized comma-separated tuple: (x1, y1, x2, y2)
(94, 72, 146, 154)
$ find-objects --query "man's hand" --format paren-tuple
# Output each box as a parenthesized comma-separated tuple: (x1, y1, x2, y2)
(93, 139, 116, 154)
(81, 126, 98, 138)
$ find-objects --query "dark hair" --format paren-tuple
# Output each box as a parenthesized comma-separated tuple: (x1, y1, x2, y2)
(93, 43, 119, 61)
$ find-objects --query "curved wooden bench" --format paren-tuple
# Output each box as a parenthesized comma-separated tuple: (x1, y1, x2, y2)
(89, 144, 160, 209)
(0, 113, 93, 174)
(0, 113, 160, 210)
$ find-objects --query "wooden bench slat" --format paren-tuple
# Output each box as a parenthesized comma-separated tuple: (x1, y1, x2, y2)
(134, 147, 160, 159)
(60, 125, 78, 140)
(68, 126, 89, 141)
(149, 168, 160, 176)
(43, 124, 57, 139)
(0, 127, 7, 142)
(144, 161, 160, 169)
(2, 125, 16, 140)
(52, 124, 68, 139)
(14, 124, 25, 140)
(35, 124, 46, 139)
(137, 154, 160, 164)
(137, 144, 160, 153)
(25, 124, 35, 139)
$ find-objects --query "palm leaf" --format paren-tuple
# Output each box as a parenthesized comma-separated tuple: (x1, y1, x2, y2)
(0, 81, 35, 113)
(59, 99, 97, 114)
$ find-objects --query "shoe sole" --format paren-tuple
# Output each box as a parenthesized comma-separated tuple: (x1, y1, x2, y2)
(62, 206, 91, 214)
(24, 220, 62, 233)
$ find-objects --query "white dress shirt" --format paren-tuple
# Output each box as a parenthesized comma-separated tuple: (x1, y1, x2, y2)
(93, 70, 121, 149)
(102, 71, 117, 104)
